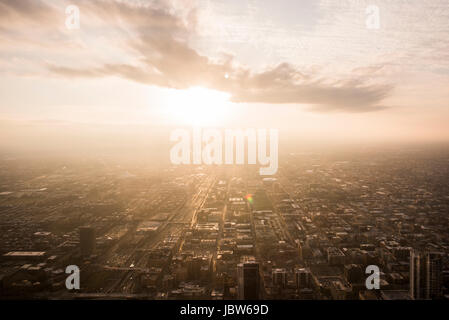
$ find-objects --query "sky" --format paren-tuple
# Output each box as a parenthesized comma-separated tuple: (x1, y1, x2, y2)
(0, 0, 449, 151)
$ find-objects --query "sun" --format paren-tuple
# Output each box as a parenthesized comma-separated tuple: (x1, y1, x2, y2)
(163, 87, 231, 126)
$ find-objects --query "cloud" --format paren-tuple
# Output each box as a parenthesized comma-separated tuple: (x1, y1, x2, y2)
(226, 63, 393, 112)
(0, 0, 60, 26)
(3, 0, 393, 112)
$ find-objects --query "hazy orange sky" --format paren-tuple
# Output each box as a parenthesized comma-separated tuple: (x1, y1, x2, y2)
(1, 0, 449, 147)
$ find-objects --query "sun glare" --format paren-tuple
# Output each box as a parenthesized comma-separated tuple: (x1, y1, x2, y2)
(163, 87, 231, 126)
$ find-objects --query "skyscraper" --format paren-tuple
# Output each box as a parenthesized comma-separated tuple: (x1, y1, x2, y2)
(295, 267, 312, 289)
(410, 251, 424, 299)
(79, 226, 95, 256)
(237, 258, 260, 300)
(426, 252, 443, 299)
(410, 250, 443, 299)
(272, 268, 287, 289)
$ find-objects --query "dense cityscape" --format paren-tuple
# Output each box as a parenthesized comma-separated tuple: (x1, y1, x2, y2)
(1, 146, 448, 300)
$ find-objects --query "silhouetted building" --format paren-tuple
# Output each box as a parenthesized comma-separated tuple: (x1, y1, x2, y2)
(410, 251, 443, 299)
(426, 252, 443, 299)
(237, 258, 260, 300)
(344, 264, 363, 283)
(79, 227, 95, 256)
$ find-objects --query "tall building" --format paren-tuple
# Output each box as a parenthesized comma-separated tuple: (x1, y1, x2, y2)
(410, 250, 443, 299)
(426, 252, 443, 299)
(272, 268, 287, 288)
(295, 267, 312, 289)
(79, 226, 95, 256)
(237, 257, 260, 300)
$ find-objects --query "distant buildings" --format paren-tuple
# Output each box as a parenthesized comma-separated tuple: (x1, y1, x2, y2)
(410, 250, 443, 299)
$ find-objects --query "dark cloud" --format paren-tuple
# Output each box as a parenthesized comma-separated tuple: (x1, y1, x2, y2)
(227, 63, 393, 111)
